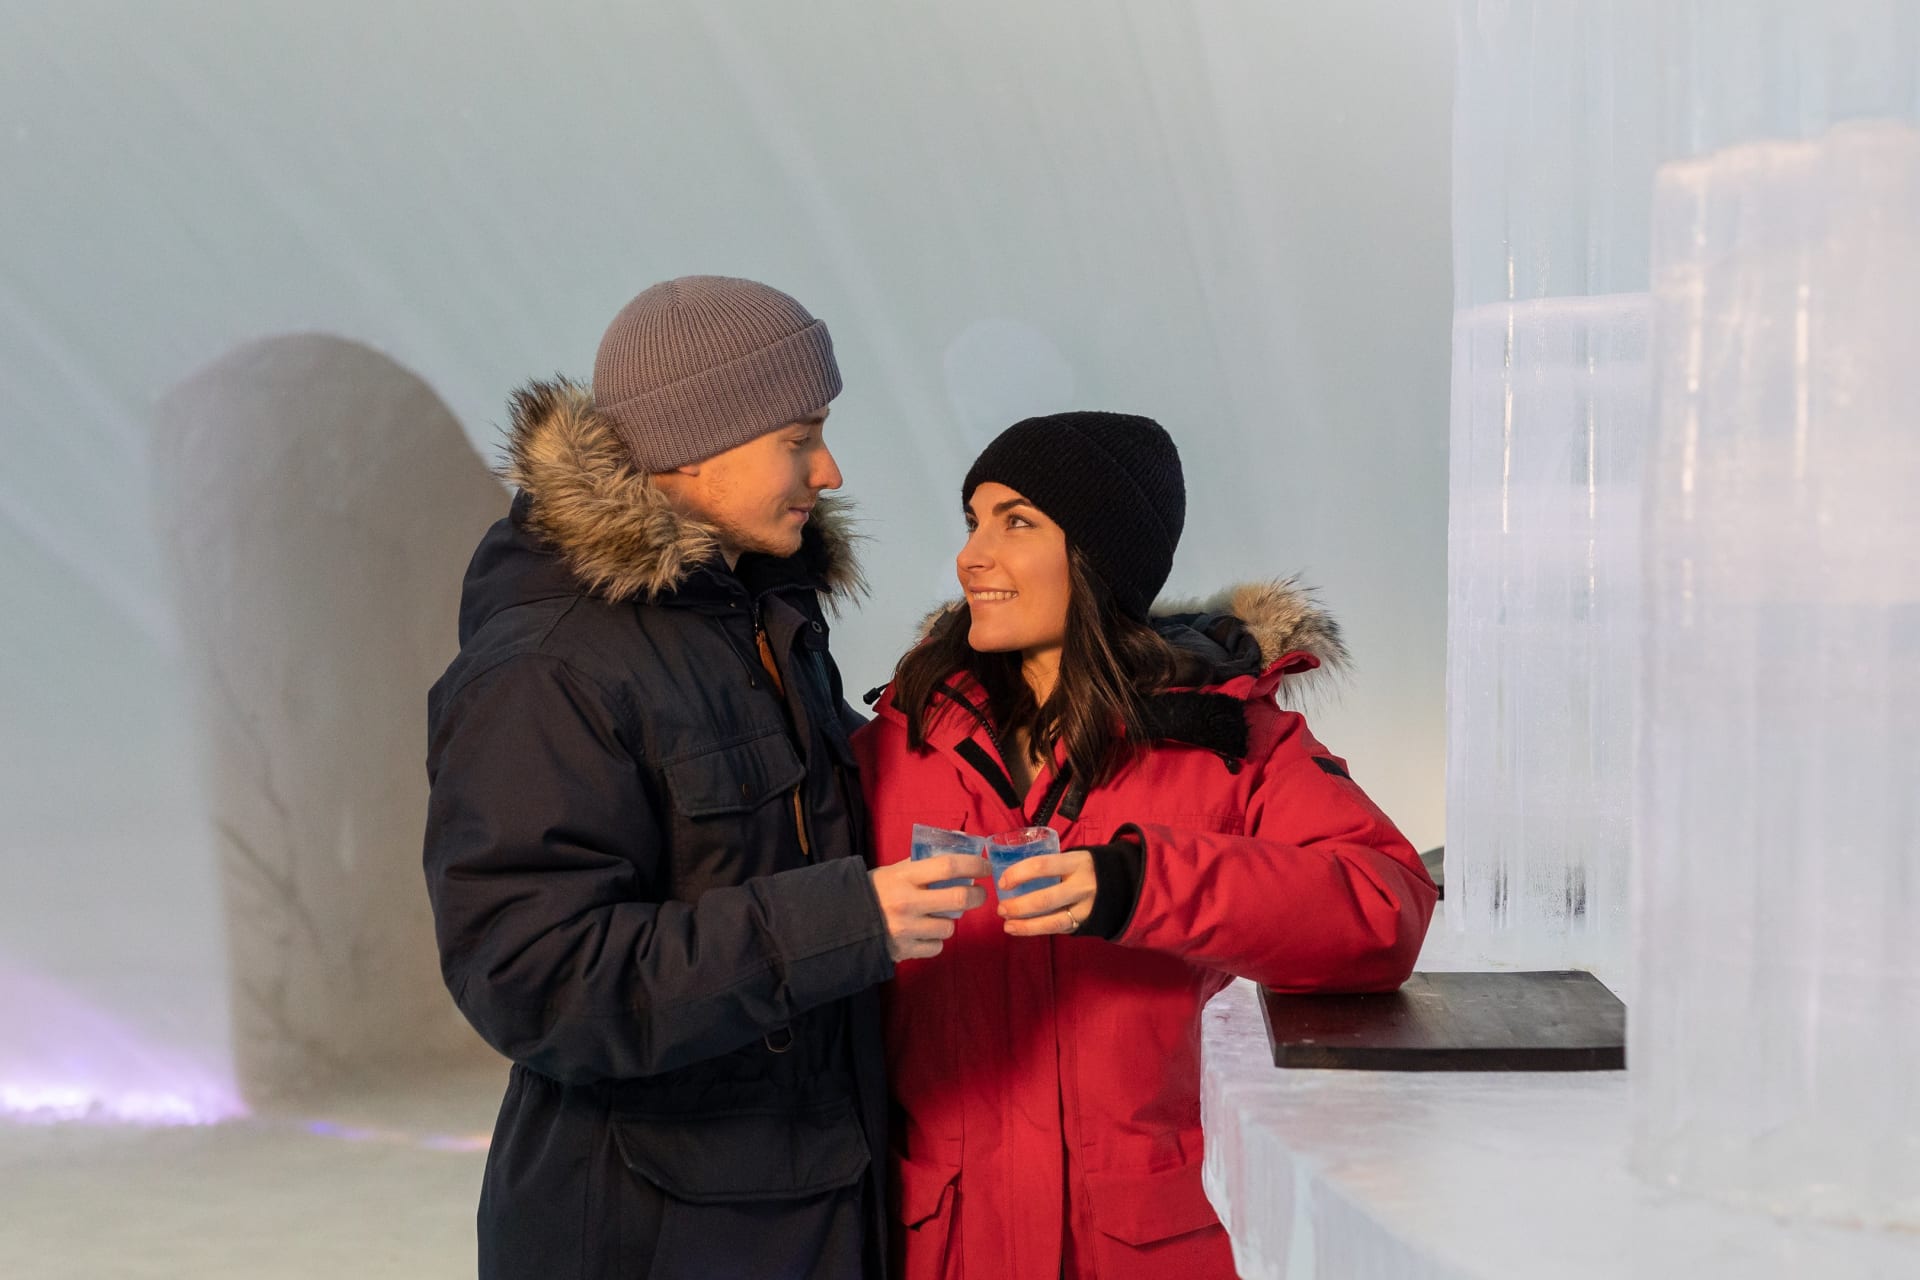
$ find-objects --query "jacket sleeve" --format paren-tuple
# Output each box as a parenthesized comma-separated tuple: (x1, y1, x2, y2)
(1114, 711, 1436, 993)
(423, 655, 895, 1085)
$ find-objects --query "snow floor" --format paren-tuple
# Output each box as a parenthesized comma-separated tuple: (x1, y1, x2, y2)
(0, 1060, 507, 1279)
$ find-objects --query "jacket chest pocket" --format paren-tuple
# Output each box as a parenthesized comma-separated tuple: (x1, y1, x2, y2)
(660, 732, 807, 892)
(663, 731, 805, 817)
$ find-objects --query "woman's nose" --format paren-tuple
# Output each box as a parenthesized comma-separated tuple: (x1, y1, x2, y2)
(956, 530, 992, 574)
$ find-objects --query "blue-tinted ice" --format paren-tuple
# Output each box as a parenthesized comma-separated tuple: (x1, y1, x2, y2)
(910, 824, 985, 918)
(988, 827, 1061, 898)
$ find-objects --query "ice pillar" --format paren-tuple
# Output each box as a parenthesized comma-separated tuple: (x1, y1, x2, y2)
(1445, 1, 1658, 981)
(1630, 121, 1920, 1229)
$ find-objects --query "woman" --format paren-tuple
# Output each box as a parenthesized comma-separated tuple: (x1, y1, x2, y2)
(851, 411, 1436, 1279)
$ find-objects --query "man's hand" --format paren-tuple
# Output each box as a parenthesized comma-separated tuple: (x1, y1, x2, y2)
(869, 853, 991, 961)
(997, 849, 1099, 936)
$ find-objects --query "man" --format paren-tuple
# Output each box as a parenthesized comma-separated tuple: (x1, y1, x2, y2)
(423, 276, 986, 1279)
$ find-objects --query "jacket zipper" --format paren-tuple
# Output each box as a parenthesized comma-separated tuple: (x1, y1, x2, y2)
(932, 683, 1075, 826)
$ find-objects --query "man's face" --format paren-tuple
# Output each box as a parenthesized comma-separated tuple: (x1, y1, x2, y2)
(658, 411, 842, 565)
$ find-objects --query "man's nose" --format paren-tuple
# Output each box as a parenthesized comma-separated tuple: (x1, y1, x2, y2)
(811, 445, 844, 492)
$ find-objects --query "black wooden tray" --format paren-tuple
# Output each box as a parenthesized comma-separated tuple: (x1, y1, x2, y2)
(1259, 970, 1625, 1071)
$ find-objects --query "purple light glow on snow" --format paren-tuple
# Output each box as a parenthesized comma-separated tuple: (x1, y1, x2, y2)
(0, 960, 245, 1126)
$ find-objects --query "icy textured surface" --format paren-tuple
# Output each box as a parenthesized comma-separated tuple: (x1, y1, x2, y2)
(1445, 295, 1646, 982)
(1632, 122, 1920, 1230)
(150, 337, 505, 1101)
(987, 827, 1061, 898)
(1200, 970, 1920, 1279)
(1449, 1, 1659, 310)
(1445, 0, 1660, 980)
(910, 824, 984, 915)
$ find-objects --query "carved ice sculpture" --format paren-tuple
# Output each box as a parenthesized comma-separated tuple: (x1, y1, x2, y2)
(152, 335, 506, 1100)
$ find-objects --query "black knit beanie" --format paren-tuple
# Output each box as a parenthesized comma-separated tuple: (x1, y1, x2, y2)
(962, 411, 1185, 620)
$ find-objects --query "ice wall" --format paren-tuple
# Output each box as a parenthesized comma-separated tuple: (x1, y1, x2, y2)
(1445, 2, 1659, 981)
(1, 1, 1454, 1115)
(1631, 121, 1920, 1229)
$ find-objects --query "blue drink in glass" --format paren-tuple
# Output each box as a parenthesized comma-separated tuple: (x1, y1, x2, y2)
(987, 826, 1061, 898)
(910, 824, 985, 918)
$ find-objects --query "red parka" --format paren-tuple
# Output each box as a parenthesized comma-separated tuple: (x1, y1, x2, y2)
(850, 582, 1436, 1280)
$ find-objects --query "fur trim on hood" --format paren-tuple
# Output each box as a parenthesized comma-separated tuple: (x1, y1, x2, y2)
(1155, 578, 1350, 676)
(918, 578, 1347, 670)
(912, 576, 1348, 705)
(499, 377, 864, 604)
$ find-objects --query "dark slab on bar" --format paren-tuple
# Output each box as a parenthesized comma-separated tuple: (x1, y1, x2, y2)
(1259, 971, 1625, 1071)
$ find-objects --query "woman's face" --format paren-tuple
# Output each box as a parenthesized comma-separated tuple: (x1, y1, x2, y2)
(957, 481, 1071, 660)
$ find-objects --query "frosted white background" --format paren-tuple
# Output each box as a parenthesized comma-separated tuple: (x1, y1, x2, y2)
(0, 2, 1452, 1100)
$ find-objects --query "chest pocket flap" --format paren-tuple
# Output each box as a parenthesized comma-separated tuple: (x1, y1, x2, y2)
(664, 732, 805, 819)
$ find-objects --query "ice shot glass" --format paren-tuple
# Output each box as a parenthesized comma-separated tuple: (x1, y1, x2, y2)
(910, 824, 986, 918)
(987, 826, 1062, 899)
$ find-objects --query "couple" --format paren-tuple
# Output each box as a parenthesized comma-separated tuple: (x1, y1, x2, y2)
(422, 276, 1436, 1280)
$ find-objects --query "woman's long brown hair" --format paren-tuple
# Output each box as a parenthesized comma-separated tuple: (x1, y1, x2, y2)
(889, 546, 1179, 790)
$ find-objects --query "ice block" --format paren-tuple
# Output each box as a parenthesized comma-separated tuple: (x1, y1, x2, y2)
(910, 824, 985, 918)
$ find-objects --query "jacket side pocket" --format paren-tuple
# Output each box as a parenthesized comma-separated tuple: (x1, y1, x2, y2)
(1083, 1160, 1234, 1276)
(610, 1096, 868, 1204)
(892, 1152, 962, 1280)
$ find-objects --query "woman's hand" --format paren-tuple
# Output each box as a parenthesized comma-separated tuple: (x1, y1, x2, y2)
(998, 850, 1098, 936)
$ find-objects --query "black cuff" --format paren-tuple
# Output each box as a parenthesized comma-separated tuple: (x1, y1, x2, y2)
(1079, 826, 1145, 941)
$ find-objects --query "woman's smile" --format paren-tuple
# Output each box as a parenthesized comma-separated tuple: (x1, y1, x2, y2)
(957, 482, 1071, 661)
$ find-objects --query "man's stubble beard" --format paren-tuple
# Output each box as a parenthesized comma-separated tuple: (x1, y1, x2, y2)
(707, 507, 804, 562)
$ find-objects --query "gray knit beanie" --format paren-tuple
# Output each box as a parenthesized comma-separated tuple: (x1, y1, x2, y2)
(592, 275, 842, 472)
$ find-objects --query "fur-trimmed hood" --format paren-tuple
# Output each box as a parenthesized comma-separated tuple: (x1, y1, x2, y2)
(876, 576, 1350, 784)
(912, 576, 1349, 700)
(496, 377, 864, 605)
(881, 577, 1350, 765)
(1154, 578, 1349, 697)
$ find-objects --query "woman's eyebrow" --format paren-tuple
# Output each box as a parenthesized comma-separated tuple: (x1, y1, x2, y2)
(991, 498, 1034, 516)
